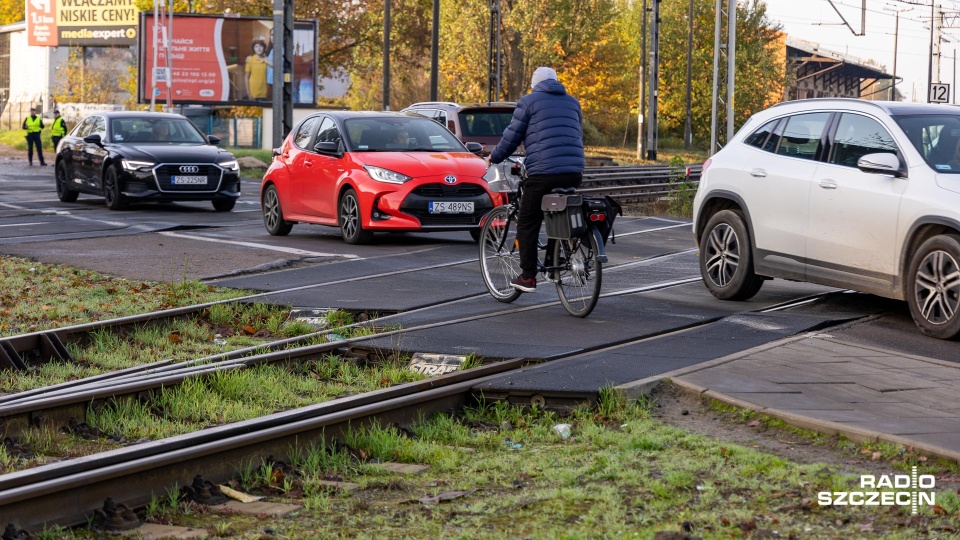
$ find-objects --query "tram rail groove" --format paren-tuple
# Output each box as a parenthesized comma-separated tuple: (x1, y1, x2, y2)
(0, 358, 531, 530)
(0, 289, 850, 531)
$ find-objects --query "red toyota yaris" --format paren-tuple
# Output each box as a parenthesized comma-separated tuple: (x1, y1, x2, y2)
(260, 111, 507, 244)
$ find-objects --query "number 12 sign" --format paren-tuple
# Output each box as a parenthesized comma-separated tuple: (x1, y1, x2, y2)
(930, 83, 951, 104)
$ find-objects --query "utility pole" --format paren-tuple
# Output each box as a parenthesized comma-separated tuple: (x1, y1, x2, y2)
(383, 0, 391, 110)
(488, 0, 502, 103)
(271, 0, 293, 146)
(710, 0, 735, 154)
(636, 0, 647, 159)
(684, 0, 693, 149)
(954, 49, 957, 103)
(929, 0, 935, 101)
(150, 0, 158, 109)
(165, 0, 173, 111)
(645, 0, 660, 161)
(430, 0, 439, 101)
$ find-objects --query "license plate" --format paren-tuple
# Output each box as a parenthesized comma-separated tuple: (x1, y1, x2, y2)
(429, 201, 474, 214)
(172, 175, 207, 185)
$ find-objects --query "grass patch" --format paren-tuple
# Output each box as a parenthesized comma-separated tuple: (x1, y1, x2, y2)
(133, 396, 960, 539)
(0, 256, 250, 337)
(586, 144, 708, 167)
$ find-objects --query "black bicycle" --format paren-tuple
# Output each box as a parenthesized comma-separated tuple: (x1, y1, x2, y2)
(478, 158, 608, 318)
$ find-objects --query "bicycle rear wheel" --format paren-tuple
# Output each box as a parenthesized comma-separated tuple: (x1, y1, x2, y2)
(553, 231, 602, 317)
(479, 206, 522, 303)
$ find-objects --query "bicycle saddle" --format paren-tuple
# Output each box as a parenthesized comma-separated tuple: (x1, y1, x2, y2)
(550, 187, 576, 195)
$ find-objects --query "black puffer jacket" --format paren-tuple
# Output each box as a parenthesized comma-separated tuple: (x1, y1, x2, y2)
(490, 79, 585, 176)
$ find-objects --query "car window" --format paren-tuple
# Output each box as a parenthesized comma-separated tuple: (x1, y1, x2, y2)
(893, 114, 960, 173)
(829, 114, 899, 168)
(775, 112, 830, 160)
(294, 117, 319, 149)
(458, 111, 514, 137)
(316, 117, 342, 145)
(344, 117, 464, 152)
(92, 116, 107, 138)
(744, 118, 779, 149)
(75, 117, 96, 138)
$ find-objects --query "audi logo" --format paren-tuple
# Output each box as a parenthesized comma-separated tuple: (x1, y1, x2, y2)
(179, 165, 200, 173)
(444, 175, 457, 184)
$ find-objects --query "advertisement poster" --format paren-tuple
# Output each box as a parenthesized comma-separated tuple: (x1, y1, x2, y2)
(139, 14, 317, 106)
(27, 0, 139, 47)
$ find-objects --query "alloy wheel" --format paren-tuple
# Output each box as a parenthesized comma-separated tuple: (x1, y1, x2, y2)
(704, 223, 739, 288)
(914, 249, 960, 325)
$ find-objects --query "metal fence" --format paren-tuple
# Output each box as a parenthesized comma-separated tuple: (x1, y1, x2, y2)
(579, 164, 703, 203)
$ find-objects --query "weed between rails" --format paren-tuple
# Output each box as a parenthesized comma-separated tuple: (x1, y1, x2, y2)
(86, 391, 958, 540)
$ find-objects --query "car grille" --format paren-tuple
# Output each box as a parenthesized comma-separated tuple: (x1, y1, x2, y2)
(154, 164, 222, 192)
(403, 183, 492, 226)
(411, 184, 487, 197)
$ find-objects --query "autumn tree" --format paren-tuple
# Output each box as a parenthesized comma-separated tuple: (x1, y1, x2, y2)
(51, 47, 136, 106)
(0, 0, 21, 26)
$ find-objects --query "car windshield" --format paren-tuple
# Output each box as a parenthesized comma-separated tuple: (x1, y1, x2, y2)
(892, 114, 960, 174)
(109, 117, 208, 144)
(344, 117, 465, 152)
(458, 110, 514, 137)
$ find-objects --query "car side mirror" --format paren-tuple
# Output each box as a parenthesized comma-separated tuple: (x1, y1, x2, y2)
(465, 142, 484, 156)
(313, 141, 342, 156)
(83, 134, 102, 146)
(207, 135, 221, 145)
(857, 152, 906, 178)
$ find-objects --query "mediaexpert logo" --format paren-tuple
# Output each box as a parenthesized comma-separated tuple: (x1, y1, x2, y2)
(818, 467, 935, 515)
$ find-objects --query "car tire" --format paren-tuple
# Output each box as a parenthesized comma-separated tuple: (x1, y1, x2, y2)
(906, 234, 960, 340)
(212, 199, 236, 212)
(262, 185, 293, 236)
(339, 188, 372, 245)
(699, 209, 764, 301)
(103, 165, 128, 210)
(55, 161, 78, 203)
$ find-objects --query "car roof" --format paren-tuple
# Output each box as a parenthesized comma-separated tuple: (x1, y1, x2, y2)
(403, 101, 516, 111)
(93, 111, 187, 120)
(319, 111, 422, 121)
(770, 98, 960, 116)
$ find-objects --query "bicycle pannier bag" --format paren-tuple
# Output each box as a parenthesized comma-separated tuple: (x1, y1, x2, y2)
(582, 195, 623, 245)
(541, 194, 585, 239)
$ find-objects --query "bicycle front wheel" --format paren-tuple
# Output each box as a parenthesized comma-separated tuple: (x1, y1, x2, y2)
(479, 205, 523, 303)
(553, 231, 602, 317)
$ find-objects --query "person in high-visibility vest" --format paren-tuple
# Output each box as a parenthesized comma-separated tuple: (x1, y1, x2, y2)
(50, 109, 67, 152)
(22, 106, 46, 167)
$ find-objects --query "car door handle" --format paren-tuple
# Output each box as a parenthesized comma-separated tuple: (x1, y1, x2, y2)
(818, 179, 838, 190)
(304, 159, 313, 166)
(749, 168, 767, 178)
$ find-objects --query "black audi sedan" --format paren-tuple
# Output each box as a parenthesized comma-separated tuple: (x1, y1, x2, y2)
(54, 111, 241, 211)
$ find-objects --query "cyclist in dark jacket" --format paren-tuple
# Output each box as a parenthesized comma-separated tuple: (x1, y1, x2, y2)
(489, 66, 585, 293)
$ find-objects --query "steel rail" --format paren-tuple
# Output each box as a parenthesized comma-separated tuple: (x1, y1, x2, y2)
(0, 288, 851, 531)
(0, 358, 530, 530)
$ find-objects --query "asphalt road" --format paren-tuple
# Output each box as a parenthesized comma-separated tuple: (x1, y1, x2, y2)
(0, 160, 957, 368)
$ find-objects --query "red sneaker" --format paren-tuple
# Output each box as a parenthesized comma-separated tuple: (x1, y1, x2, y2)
(510, 275, 537, 293)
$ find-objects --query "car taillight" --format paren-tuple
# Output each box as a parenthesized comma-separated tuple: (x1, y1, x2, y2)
(701, 158, 712, 176)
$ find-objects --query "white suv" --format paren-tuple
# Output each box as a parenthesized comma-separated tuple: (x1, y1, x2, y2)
(693, 98, 960, 339)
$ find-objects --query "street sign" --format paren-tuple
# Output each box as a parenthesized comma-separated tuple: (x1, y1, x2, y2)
(930, 83, 951, 104)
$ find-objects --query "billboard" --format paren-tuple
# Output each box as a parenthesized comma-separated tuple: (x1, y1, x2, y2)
(26, 0, 139, 47)
(137, 14, 318, 107)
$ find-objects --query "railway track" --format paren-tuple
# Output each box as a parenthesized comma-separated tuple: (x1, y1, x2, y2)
(0, 285, 854, 532)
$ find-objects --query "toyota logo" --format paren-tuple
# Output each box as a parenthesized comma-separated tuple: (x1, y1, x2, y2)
(444, 175, 457, 184)
(179, 165, 200, 173)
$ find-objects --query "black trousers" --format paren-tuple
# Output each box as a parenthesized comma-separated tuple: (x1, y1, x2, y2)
(517, 172, 582, 278)
(26, 133, 44, 165)
(51, 136, 62, 151)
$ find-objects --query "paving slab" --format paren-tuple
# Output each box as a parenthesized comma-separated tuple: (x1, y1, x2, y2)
(668, 335, 960, 463)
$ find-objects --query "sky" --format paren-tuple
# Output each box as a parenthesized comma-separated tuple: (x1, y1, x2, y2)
(762, 0, 960, 102)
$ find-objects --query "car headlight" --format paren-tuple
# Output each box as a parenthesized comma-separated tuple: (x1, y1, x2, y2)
(483, 161, 519, 193)
(218, 159, 239, 171)
(122, 159, 155, 171)
(364, 165, 412, 184)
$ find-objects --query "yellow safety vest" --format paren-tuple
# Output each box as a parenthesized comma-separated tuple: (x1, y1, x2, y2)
(51, 117, 66, 137)
(24, 115, 42, 133)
